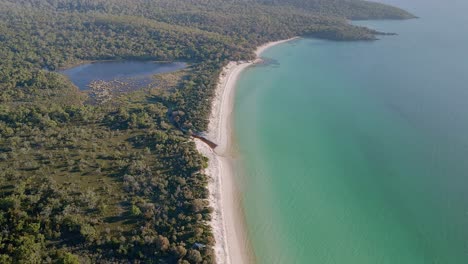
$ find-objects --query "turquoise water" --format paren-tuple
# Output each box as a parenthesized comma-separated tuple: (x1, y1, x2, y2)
(61, 61, 186, 90)
(233, 0, 468, 263)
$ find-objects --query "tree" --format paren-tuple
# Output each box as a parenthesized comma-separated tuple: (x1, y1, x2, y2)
(131, 205, 142, 216)
(156, 235, 170, 251)
(13, 235, 43, 264)
(60, 253, 80, 264)
(80, 224, 97, 242)
(187, 249, 203, 263)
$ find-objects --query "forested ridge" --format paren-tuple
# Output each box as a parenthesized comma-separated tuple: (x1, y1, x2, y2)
(0, 0, 413, 263)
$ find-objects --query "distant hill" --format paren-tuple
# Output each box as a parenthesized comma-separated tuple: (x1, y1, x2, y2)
(258, 0, 416, 19)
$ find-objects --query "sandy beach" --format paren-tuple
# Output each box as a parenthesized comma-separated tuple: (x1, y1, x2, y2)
(194, 37, 298, 264)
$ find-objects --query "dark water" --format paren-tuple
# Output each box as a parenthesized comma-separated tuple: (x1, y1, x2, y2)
(234, 0, 468, 263)
(61, 61, 186, 90)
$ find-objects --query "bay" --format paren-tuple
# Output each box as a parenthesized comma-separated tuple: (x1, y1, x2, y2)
(233, 0, 468, 263)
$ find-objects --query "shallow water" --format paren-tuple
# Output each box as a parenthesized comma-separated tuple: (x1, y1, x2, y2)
(61, 61, 186, 90)
(233, 0, 468, 263)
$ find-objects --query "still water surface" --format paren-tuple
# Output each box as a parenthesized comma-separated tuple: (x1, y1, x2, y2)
(61, 61, 186, 90)
(234, 0, 468, 263)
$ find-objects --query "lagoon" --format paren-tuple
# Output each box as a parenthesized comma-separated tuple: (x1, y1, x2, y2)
(61, 61, 186, 90)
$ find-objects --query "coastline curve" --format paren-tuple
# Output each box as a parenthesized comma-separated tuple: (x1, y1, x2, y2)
(195, 37, 299, 264)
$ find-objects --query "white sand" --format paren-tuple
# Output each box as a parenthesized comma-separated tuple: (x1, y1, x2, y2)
(195, 37, 298, 264)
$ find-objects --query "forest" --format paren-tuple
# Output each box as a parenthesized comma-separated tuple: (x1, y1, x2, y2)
(0, 0, 413, 263)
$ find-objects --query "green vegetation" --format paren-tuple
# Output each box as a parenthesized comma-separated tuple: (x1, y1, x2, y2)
(0, 0, 413, 263)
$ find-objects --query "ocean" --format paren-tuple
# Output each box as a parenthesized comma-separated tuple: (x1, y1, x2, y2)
(233, 0, 468, 263)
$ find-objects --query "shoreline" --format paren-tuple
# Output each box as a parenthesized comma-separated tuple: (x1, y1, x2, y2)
(194, 37, 298, 264)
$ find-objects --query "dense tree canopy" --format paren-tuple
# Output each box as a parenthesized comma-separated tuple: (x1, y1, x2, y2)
(0, 0, 413, 263)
